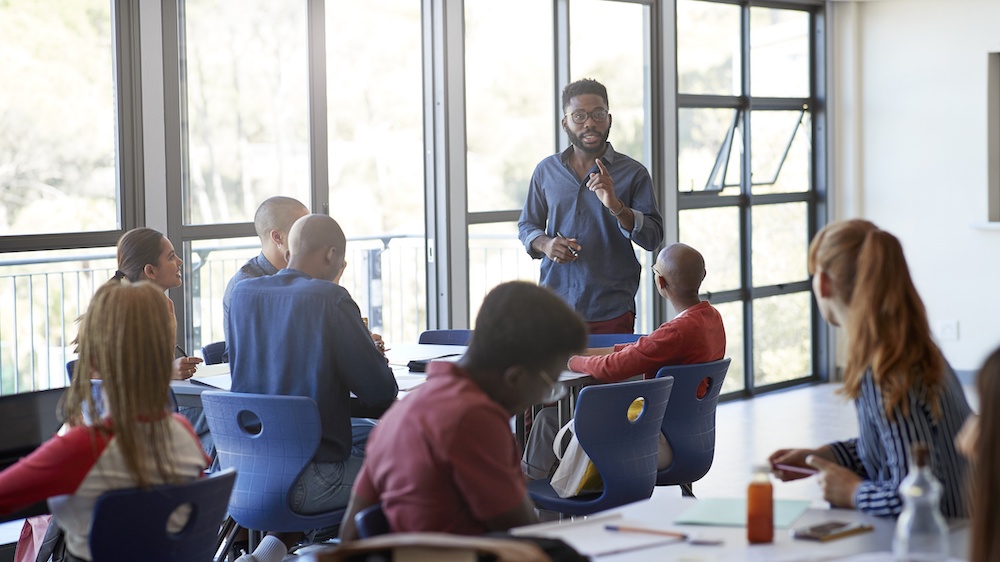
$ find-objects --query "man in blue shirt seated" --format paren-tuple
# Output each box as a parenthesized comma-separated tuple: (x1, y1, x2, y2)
(228, 213, 399, 562)
(222, 195, 309, 344)
(517, 78, 664, 334)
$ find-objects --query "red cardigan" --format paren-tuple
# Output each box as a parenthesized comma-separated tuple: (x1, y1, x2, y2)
(568, 300, 726, 383)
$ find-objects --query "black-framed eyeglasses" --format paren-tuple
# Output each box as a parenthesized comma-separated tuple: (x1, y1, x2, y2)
(565, 109, 609, 124)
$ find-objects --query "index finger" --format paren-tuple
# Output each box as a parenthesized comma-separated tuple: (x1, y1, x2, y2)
(595, 159, 609, 176)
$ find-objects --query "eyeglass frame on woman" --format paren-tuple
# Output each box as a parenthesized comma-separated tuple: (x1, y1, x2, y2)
(538, 369, 568, 403)
(564, 108, 610, 124)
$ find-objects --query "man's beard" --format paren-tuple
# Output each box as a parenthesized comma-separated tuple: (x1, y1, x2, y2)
(565, 126, 609, 155)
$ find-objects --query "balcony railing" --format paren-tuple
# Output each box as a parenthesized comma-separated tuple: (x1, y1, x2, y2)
(0, 233, 651, 396)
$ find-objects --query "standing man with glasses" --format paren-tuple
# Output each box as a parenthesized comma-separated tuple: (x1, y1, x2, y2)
(518, 78, 664, 334)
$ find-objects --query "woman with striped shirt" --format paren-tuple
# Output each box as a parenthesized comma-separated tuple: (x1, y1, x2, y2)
(769, 219, 971, 517)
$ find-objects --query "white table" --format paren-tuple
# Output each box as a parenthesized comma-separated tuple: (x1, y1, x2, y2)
(510, 488, 970, 561)
(172, 342, 591, 407)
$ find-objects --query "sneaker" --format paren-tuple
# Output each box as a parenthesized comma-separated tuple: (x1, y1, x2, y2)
(233, 554, 257, 562)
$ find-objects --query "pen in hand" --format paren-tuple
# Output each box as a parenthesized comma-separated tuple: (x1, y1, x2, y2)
(555, 231, 579, 257)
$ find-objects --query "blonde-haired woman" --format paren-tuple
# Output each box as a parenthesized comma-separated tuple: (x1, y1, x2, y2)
(769, 219, 971, 517)
(0, 281, 208, 561)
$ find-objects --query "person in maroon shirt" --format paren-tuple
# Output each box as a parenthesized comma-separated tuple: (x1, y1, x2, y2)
(338, 282, 587, 540)
(523, 243, 726, 479)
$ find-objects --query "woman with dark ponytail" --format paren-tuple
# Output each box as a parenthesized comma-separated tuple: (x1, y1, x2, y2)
(109, 228, 201, 378)
(770, 219, 971, 517)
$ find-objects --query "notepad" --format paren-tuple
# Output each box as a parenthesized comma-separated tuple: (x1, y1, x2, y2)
(674, 498, 810, 528)
(189, 373, 232, 391)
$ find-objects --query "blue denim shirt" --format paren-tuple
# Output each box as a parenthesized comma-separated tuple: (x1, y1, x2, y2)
(517, 143, 663, 322)
(228, 269, 398, 462)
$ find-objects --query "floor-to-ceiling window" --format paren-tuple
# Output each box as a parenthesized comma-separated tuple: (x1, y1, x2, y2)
(676, 0, 826, 395)
(0, 0, 827, 397)
(0, 1, 141, 393)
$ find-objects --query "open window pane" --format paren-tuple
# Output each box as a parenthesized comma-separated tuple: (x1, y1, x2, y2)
(679, 207, 741, 294)
(750, 110, 811, 195)
(752, 292, 811, 386)
(678, 107, 742, 194)
(571, 0, 649, 167)
(183, 0, 311, 225)
(677, 0, 741, 96)
(750, 7, 810, 99)
(465, 0, 553, 213)
(0, 2, 117, 235)
(751, 202, 808, 288)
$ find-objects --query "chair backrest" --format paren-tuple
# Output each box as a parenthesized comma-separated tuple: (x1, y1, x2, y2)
(66, 359, 78, 382)
(574, 376, 674, 510)
(90, 468, 236, 562)
(201, 341, 227, 365)
(201, 391, 345, 532)
(653, 358, 731, 487)
(354, 503, 391, 539)
(417, 329, 472, 345)
(586, 333, 643, 348)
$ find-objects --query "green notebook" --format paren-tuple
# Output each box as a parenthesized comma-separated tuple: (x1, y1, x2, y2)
(674, 498, 811, 528)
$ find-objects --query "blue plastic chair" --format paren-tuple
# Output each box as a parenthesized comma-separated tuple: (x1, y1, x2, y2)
(586, 333, 643, 348)
(417, 329, 472, 345)
(354, 503, 391, 539)
(527, 376, 674, 516)
(201, 391, 346, 537)
(654, 358, 731, 497)
(89, 468, 236, 562)
(201, 341, 227, 365)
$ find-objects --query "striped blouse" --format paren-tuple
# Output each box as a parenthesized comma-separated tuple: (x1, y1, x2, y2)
(827, 363, 971, 518)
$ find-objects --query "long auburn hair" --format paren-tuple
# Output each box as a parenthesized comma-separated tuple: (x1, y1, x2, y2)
(970, 346, 1000, 562)
(65, 280, 181, 487)
(808, 219, 943, 419)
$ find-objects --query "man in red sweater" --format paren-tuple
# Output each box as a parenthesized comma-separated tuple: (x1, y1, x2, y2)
(523, 243, 726, 479)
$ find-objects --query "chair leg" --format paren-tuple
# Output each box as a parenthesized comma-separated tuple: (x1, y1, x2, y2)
(680, 482, 695, 498)
(214, 516, 240, 562)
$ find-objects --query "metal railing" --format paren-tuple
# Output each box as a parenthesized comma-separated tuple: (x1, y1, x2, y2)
(0, 234, 537, 395)
(0, 233, 651, 396)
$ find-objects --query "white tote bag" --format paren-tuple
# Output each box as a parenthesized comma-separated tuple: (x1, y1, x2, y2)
(548, 420, 603, 498)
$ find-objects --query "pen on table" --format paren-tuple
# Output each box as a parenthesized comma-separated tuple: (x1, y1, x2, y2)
(774, 463, 819, 476)
(604, 524, 687, 540)
(555, 231, 579, 257)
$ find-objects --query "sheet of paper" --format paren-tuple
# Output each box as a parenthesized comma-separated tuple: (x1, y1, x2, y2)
(189, 373, 232, 391)
(674, 498, 810, 528)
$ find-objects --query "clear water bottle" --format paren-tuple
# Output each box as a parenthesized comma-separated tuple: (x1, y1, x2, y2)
(892, 443, 948, 562)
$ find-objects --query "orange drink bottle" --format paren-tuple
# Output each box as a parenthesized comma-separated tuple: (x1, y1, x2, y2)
(747, 465, 774, 543)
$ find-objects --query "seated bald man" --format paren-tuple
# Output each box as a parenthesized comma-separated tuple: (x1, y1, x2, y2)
(523, 243, 726, 480)
(222, 195, 309, 344)
(228, 214, 398, 562)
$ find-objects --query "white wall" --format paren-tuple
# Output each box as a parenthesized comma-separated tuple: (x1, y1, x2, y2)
(831, 0, 1000, 371)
